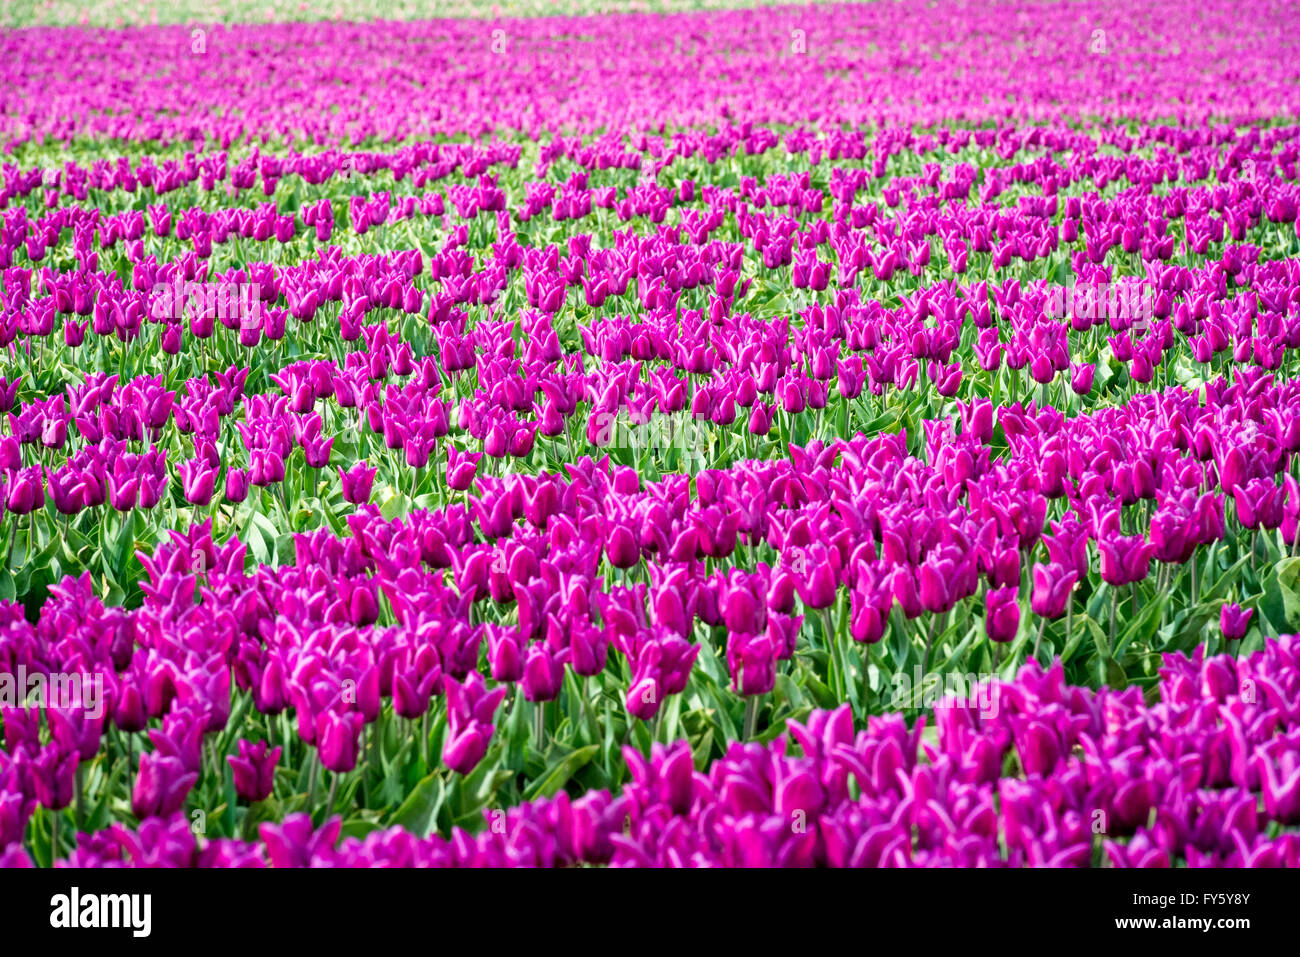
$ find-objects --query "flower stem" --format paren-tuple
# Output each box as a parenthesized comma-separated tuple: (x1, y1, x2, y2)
(743, 695, 759, 741)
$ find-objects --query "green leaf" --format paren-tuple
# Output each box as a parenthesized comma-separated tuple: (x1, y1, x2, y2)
(1099, 656, 1128, 690)
(85, 758, 128, 832)
(1204, 554, 1251, 603)
(1114, 592, 1165, 660)
(339, 818, 385, 841)
(275, 532, 296, 566)
(1060, 619, 1089, 664)
(691, 727, 715, 769)
(457, 745, 511, 817)
(112, 512, 137, 574)
(801, 671, 839, 710)
(389, 773, 444, 838)
(523, 744, 599, 801)
(1261, 556, 1300, 633)
(773, 672, 805, 712)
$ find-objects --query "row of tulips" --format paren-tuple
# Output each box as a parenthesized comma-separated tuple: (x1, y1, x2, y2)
(5, 244, 1300, 570)
(3, 0, 1300, 870)
(11, 118, 1298, 270)
(6, 125, 1300, 330)
(6, 640, 1299, 867)
(2, 356, 1299, 863)
(3, 2, 1295, 149)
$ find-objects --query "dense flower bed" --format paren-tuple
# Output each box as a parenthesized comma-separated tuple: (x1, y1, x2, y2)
(0, 0, 1298, 866)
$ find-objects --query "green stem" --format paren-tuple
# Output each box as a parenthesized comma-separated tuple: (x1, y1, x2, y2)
(306, 757, 319, 823)
(1110, 586, 1118, 651)
(75, 762, 85, 828)
(921, 609, 944, 677)
(325, 771, 339, 819)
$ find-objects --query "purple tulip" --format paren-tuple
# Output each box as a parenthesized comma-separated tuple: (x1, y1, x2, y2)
(316, 709, 363, 773)
(521, 642, 567, 702)
(985, 586, 1021, 643)
(228, 739, 281, 803)
(727, 632, 777, 696)
(178, 458, 217, 506)
(132, 753, 197, 819)
(4, 466, 44, 514)
(338, 461, 377, 504)
(1220, 603, 1253, 641)
(1030, 562, 1077, 619)
(447, 445, 481, 491)
(224, 467, 250, 503)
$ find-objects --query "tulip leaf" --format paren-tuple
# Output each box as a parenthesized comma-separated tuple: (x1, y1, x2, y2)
(379, 491, 410, 521)
(931, 622, 980, 674)
(1098, 656, 1128, 690)
(1114, 592, 1165, 660)
(504, 690, 528, 770)
(702, 686, 741, 742)
(523, 744, 599, 801)
(629, 717, 653, 754)
(458, 743, 511, 814)
(1261, 557, 1300, 633)
(85, 757, 128, 833)
(758, 705, 808, 745)
(600, 699, 620, 780)
(214, 693, 255, 761)
(339, 818, 385, 841)
(1059, 620, 1089, 665)
(247, 511, 281, 559)
(274, 532, 296, 566)
(389, 772, 444, 838)
(801, 670, 839, 711)
(773, 672, 805, 712)
(888, 613, 913, 672)
(247, 532, 268, 567)
(1159, 605, 1216, 654)
(112, 511, 138, 575)
(1204, 554, 1251, 603)
(691, 727, 715, 769)
(659, 688, 684, 744)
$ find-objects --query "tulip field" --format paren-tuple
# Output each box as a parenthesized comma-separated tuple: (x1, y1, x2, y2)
(2, 0, 1300, 869)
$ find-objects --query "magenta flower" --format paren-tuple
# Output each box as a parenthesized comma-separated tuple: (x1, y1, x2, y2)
(1220, 603, 1253, 641)
(224, 467, 250, 503)
(337, 460, 377, 504)
(228, 739, 281, 803)
(1030, 563, 1077, 619)
(178, 458, 217, 506)
(985, 586, 1021, 643)
(521, 642, 567, 703)
(316, 709, 364, 773)
(132, 753, 197, 819)
(727, 632, 777, 696)
(446, 445, 481, 491)
(4, 466, 44, 514)
(1069, 363, 1095, 395)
